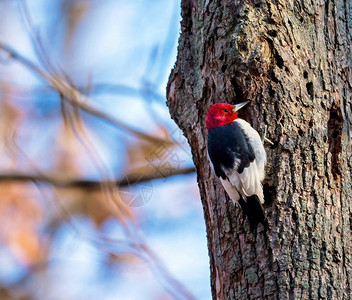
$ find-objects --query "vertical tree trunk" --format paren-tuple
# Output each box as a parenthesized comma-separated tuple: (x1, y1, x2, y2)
(167, 0, 352, 299)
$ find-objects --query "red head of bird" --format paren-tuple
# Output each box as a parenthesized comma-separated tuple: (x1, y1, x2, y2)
(205, 101, 249, 130)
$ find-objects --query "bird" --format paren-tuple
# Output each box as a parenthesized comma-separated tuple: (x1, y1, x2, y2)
(205, 102, 267, 227)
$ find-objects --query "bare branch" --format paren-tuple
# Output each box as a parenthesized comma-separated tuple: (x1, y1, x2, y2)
(0, 81, 166, 102)
(0, 167, 195, 189)
(0, 41, 173, 145)
(0, 41, 48, 80)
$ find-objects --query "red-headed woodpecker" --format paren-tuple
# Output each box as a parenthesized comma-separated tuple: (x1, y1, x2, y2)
(206, 102, 267, 227)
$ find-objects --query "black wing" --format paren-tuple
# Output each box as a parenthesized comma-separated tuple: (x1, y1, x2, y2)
(207, 121, 255, 179)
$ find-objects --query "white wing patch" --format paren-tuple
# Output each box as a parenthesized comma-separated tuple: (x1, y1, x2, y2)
(220, 119, 266, 204)
(236, 119, 266, 181)
(222, 161, 264, 204)
(220, 177, 240, 203)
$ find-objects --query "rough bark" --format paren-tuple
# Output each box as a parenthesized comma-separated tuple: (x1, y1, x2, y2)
(167, 0, 352, 299)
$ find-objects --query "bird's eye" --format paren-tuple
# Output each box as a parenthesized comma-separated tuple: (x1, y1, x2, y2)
(224, 109, 229, 113)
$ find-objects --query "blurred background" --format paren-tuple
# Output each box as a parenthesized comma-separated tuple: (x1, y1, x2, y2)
(0, 0, 210, 299)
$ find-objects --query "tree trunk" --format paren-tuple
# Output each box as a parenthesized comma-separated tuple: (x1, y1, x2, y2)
(167, 0, 352, 299)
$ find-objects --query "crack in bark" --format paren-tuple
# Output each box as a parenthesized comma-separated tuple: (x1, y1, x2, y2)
(327, 106, 343, 181)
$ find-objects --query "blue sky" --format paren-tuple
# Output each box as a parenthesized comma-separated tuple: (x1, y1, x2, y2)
(0, 0, 211, 299)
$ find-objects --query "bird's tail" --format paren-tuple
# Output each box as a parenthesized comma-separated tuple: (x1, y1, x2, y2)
(238, 195, 267, 230)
